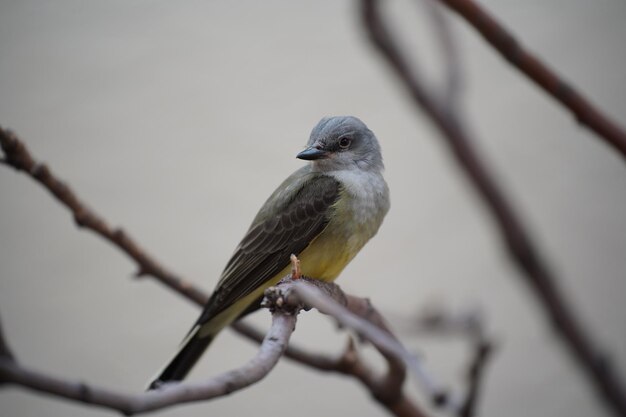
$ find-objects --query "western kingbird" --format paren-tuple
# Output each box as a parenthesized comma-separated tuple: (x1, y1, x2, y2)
(149, 116, 389, 388)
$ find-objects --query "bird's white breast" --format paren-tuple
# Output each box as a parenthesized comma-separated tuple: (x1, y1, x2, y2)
(328, 169, 390, 251)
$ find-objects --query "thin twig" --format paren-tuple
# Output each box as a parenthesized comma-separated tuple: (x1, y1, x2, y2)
(437, 0, 626, 159)
(360, 2, 626, 416)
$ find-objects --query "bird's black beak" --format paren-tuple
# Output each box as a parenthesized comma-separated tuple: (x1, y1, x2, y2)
(296, 147, 329, 161)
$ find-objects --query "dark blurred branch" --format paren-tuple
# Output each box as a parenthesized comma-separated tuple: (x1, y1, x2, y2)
(438, 0, 626, 159)
(459, 341, 492, 417)
(414, 308, 495, 417)
(0, 314, 15, 364)
(417, 0, 464, 107)
(0, 310, 296, 415)
(360, 1, 626, 416)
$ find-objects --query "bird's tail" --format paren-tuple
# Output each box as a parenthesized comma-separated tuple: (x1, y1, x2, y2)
(147, 325, 214, 390)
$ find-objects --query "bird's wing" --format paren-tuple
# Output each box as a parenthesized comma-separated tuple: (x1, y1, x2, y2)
(197, 173, 341, 324)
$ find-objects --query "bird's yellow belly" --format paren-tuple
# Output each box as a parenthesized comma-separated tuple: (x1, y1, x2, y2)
(297, 230, 357, 281)
(201, 231, 357, 338)
(203, 188, 383, 338)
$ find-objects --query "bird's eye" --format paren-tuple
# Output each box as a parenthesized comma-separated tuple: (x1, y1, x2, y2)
(339, 136, 351, 149)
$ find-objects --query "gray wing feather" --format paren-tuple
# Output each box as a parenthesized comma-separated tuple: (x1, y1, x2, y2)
(197, 173, 340, 324)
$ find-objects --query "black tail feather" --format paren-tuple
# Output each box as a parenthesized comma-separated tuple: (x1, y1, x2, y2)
(147, 296, 263, 390)
(148, 332, 214, 390)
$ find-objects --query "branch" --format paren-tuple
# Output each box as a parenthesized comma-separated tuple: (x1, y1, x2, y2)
(269, 278, 459, 414)
(0, 127, 207, 305)
(0, 310, 296, 415)
(266, 277, 406, 405)
(459, 341, 492, 417)
(437, 0, 626, 159)
(360, 2, 626, 416)
(231, 321, 341, 370)
(414, 308, 495, 417)
(0, 264, 431, 416)
(262, 275, 432, 417)
(0, 313, 15, 364)
(416, 0, 464, 108)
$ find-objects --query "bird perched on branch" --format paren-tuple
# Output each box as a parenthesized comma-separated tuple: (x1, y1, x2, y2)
(149, 116, 390, 388)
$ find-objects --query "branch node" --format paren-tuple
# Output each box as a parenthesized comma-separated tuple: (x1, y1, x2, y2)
(73, 209, 89, 227)
(133, 268, 148, 279)
(78, 381, 92, 403)
(337, 336, 359, 370)
(432, 389, 450, 407)
(30, 162, 46, 178)
(113, 228, 126, 241)
(262, 283, 302, 315)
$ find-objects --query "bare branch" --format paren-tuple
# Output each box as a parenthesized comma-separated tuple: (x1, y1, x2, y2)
(0, 313, 15, 364)
(360, 1, 626, 416)
(232, 321, 340, 370)
(414, 308, 495, 417)
(437, 0, 626, 159)
(0, 126, 207, 306)
(268, 277, 406, 403)
(269, 278, 459, 413)
(459, 341, 492, 417)
(269, 277, 442, 416)
(0, 270, 431, 417)
(0, 311, 296, 415)
(417, 0, 464, 108)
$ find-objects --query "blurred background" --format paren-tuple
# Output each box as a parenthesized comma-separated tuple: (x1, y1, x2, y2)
(1, 1, 625, 416)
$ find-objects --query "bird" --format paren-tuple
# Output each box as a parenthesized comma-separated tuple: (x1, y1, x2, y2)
(149, 116, 390, 388)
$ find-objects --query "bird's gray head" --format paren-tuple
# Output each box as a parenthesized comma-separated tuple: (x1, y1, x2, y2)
(296, 116, 384, 172)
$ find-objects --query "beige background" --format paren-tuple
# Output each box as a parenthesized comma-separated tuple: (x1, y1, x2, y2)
(1, 1, 625, 416)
